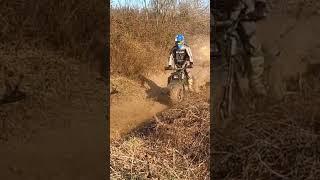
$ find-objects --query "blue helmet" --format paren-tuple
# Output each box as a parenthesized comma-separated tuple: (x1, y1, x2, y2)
(175, 34, 184, 42)
(175, 34, 185, 49)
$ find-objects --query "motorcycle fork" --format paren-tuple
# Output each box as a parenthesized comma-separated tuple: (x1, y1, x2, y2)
(168, 71, 187, 89)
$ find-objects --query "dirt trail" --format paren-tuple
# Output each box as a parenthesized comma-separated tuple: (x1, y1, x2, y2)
(110, 36, 210, 137)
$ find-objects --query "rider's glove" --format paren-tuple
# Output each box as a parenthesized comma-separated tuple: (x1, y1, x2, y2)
(188, 62, 193, 68)
(165, 65, 172, 70)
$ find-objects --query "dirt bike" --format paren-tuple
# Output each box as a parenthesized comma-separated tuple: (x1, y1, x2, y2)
(165, 61, 192, 104)
(212, 14, 250, 128)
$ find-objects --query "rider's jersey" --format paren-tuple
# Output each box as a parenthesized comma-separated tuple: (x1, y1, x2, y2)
(168, 44, 193, 68)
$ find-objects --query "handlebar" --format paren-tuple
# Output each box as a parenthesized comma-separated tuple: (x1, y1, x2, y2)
(164, 66, 173, 70)
(164, 62, 192, 71)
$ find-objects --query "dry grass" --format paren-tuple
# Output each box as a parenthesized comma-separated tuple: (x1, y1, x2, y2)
(212, 67, 320, 179)
(0, 0, 106, 66)
(0, 1, 208, 78)
(110, 2, 209, 78)
(111, 93, 209, 179)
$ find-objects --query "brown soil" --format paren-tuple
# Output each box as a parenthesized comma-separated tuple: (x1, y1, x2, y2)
(0, 45, 106, 179)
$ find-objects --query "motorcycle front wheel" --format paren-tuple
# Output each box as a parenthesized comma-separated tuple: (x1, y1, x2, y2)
(169, 84, 184, 105)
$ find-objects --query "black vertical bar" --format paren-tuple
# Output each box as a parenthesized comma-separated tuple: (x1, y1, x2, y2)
(105, 0, 111, 179)
(210, 0, 216, 179)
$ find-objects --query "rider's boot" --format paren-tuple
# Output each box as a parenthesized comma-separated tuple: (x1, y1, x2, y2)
(188, 78, 194, 92)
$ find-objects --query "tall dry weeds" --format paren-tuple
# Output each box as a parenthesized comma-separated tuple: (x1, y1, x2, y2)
(212, 62, 320, 179)
(110, 1, 209, 78)
(0, 0, 107, 66)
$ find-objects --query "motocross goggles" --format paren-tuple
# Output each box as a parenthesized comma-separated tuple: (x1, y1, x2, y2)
(177, 41, 184, 49)
(176, 41, 183, 45)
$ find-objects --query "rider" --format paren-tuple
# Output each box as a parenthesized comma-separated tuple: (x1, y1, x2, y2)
(213, 0, 268, 96)
(167, 34, 194, 91)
